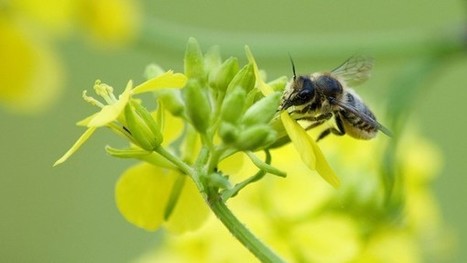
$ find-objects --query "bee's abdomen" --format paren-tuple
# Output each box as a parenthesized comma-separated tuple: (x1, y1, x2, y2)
(340, 110, 378, 139)
(340, 94, 378, 139)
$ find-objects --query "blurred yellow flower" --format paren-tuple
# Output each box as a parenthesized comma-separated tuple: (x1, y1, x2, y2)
(77, 0, 141, 46)
(135, 127, 451, 263)
(0, 0, 141, 113)
(0, 17, 63, 114)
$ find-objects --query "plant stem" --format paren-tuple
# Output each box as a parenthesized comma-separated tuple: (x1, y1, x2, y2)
(207, 193, 284, 263)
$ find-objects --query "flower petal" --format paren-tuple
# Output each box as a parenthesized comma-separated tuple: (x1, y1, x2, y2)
(115, 162, 174, 231)
(281, 111, 316, 168)
(164, 174, 210, 234)
(244, 46, 273, 96)
(132, 71, 187, 94)
(87, 80, 132, 127)
(280, 111, 340, 188)
(53, 127, 97, 166)
(310, 137, 341, 188)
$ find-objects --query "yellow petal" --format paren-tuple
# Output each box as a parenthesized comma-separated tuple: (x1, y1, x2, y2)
(280, 111, 340, 188)
(115, 162, 174, 231)
(76, 113, 97, 126)
(281, 111, 316, 168)
(309, 135, 341, 188)
(53, 127, 97, 166)
(164, 174, 210, 234)
(244, 46, 273, 96)
(87, 80, 132, 127)
(133, 71, 187, 94)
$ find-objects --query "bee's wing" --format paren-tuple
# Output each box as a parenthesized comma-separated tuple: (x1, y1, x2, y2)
(331, 56, 374, 86)
(331, 98, 392, 137)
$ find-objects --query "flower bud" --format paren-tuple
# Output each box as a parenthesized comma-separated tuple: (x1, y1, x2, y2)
(184, 37, 206, 81)
(221, 88, 246, 124)
(183, 79, 211, 133)
(226, 63, 255, 93)
(204, 45, 222, 73)
(209, 57, 239, 91)
(157, 89, 185, 116)
(218, 122, 239, 144)
(268, 76, 288, 92)
(124, 100, 163, 151)
(235, 124, 277, 151)
(241, 92, 281, 126)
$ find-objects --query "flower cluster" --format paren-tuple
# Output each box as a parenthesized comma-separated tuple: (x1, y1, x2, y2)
(55, 38, 452, 262)
(135, 130, 451, 263)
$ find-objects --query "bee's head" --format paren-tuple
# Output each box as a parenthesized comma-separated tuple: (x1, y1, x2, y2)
(280, 76, 316, 110)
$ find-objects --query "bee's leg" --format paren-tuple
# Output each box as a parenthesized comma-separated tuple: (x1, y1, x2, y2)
(297, 112, 332, 122)
(304, 120, 325, 130)
(299, 113, 333, 131)
(317, 114, 345, 141)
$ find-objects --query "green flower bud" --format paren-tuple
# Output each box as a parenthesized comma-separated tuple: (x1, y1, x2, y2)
(157, 89, 185, 116)
(184, 79, 211, 133)
(204, 45, 222, 73)
(241, 92, 281, 126)
(221, 88, 246, 124)
(235, 124, 277, 151)
(218, 122, 239, 144)
(267, 76, 288, 92)
(184, 37, 206, 80)
(226, 63, 255, 93)
(209, 57, 239, 91)
(124, 100, 163, 151)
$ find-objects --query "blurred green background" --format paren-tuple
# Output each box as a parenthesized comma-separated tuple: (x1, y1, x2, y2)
(1, 0, 466, 262)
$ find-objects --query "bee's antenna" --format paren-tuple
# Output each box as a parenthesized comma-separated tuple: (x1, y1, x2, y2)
(288, 53, 296, 80)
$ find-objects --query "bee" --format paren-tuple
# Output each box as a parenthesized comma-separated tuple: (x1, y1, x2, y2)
(280, 56, 392, 141)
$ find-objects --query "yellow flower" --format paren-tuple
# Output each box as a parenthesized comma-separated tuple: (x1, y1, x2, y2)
(280, 111, 340, 188)
(53, 71, 187, 166)
(0, 17, 63, 114)
(77, 0, 141, 46)
(1, 0, 141, 113)
(115, 162, 209, 233)
(134, 127, 449, 263)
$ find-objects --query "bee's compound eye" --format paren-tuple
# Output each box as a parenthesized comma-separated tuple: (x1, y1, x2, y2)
(297, 88, 312, 100)
(297, 77, 314, 100)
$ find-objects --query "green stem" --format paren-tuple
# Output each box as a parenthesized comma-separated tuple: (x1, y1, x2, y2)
(138, 18, 465, 60)
(154, 145, 193, 175)
(208, 193, 284, 263)
(245, 151, 286, 178)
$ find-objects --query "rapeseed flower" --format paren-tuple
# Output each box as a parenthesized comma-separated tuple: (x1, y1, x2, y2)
(56, 38, 452, 262)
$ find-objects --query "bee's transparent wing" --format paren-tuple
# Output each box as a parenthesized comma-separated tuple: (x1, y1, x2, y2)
(330, 98, 392, 137)
(331, 56, 374, 86)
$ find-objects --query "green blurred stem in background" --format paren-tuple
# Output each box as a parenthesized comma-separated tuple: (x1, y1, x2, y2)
(137, 18, 466, 59)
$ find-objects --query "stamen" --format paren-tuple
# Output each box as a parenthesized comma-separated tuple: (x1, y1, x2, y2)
(82, 90, 105, 108)
(94, 80, 117, 104)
